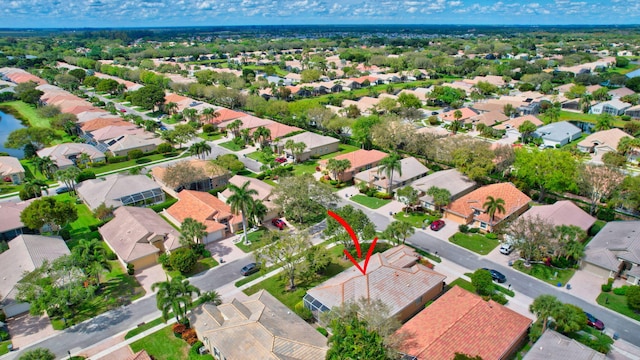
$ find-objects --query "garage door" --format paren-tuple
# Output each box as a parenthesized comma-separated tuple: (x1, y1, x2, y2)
(204, 230, 224, 244)
(3, 302, 30, 318)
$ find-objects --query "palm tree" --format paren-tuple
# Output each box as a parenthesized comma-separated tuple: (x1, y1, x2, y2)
(201, 108, 219, 124)
(253, 126, 271, 148)
(34, 156, 57, 179)
(226, 181, 259, 245)
(183, 108, 199, 123)
(227, 119, 243, 138)
(248, 199, 268, 228)
(453, 109, 463, 122)
(77, 152, 91, 167)
(152, 276, 201, 324)
(482, 196, 506, 227)
(595, 114, 614, 131)
(544, 106, 560, 123)
(383, 221, 415, 245)
(72, 239, 111, 287)
(240, 128, 252, 145)
(189, 141, 211, 159)
(530, 295, 562, 334)
(23, 178, 48, 198)
(449, 120, 463, 135)
(326, 158, 351, 183)
(55, 166, 81, 195)
(426, 186, 452, 212)
(179, 218, 208, 247)
(165, 102, 179, 115)
(377, 153, 403, 194)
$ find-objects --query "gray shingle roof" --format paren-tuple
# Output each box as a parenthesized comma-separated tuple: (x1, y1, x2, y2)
(584, 221, 640, 271)
(76, 173, 162, 210)
(412, 169, 476, 204)
(534, 121, 582, 142)
(523, 330, 606, 360)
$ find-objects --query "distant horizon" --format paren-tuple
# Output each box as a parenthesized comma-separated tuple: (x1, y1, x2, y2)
(3, 0, 640, 29)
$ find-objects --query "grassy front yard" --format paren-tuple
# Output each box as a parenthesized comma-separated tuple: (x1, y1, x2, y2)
(512, 260, 575, 287)
(0, 340, 11, 356)
(449, 233, 500, 255)
(198, 132, 224, 141)
(596, 291, 640, 322)
(246, 151, 273, 164)
(130, 325, 214, 360)
(293, 160, 319, 176)
(393, 211, 441, 228)
(56, 193, 103, 244)
(350, 194, 391, 209)
(167, 257, 219, 279)
(125, 317, 165, 339)
(234, 228, 274, 253)
(218, 140, 244, 152)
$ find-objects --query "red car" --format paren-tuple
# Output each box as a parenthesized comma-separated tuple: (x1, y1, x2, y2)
(274, 157, 287, 164)
(272, 218, 286, 230)
(119, 109, 127, 113)
(430, 219, 445, 231)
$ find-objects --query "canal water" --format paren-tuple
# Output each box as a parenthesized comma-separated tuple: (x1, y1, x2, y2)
(0, 109, 26, 158)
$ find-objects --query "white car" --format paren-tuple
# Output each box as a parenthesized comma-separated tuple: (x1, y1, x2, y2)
(499, 243, 514, 255)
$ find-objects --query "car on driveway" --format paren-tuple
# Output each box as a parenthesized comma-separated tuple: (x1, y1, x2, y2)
(585, 312, 604, 330)
(430, 219, 445, 231)
(55, 186, 72, 194)
(274, 157, 287, 164)
(499, 243, 514, 255)
(241, 263, 260, 276)
(272, 218, 286, 230)
(482, 268, 507, 283)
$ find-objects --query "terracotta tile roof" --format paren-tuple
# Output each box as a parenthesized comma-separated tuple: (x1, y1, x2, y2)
(164, 92, 190, 104)
(80, 117, 131, 133)
(397, 286, 531, 360)
(212, 108, 250, 124)
(470, 111, 509, 126)
(440, 107, 478, 122)
(258, 122, 301, 139)
(167, 190, 242, 233)
(494, 115, 543, 130)
(577, 128, 630, 151)
(446, 183, 531, 225)
(318, 149, 387, 173)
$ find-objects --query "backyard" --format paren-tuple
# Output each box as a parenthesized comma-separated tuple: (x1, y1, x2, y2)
(130, 325, 214, 360)
(350, 194, 391, 209)
(449, 232, 500, 255)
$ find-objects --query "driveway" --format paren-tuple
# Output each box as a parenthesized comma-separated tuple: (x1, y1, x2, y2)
(7, 313, 56, 350)
(133, 264, 166, 295)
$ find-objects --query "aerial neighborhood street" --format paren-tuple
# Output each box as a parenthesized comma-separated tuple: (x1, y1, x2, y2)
(1, 20, 640, 360)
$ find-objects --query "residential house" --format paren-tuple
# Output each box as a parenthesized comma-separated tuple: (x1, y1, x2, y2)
(590, 99, 632, 115)
(304, 245, 446, 323)
(439, 107, 478, 124)
(189, 290, 328, 360)
(444, 182, 531, 232)
(106, 133, 163, 157)
(0, 235, 70, 317)
(79, 117, 131, 134)
(519, 200, 596, 232)
(624, 104, 640, 119)
(207, 108, 247, 126)
(0, 199, 36, 241)
(76, 173, 165, 211)
(36, 143, 106, 169)
(608, 87, 635, 99)
(353, 157, 429, 193)
(411, 169, 477, 211)
(493, 115, 543, 139)
(164, 190, 243, 243)
(318, 149, 388, 183)
(583, 221, 640, 284)
(218, 175, 279, 220)
(220, 115, 274, 136)
(577, 128, 631, 156)
(533, 121, 582, 148)
(470, 110, 509, 127)
(396, 286, 531, 360)
(254, 122, 301, 143)
(274, 132, 340, 162)
(0, 67, 47, 85)
(99, 206, 181, 270)
(0, 156, 25, 184)
(523, 330, 607, 360)
(151, 159, 230, 198)
(560, 98, 581, 112)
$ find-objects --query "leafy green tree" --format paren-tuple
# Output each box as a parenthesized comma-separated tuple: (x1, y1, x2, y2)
(20, 196, 78, 232)
(171, 124, 197, 148)
(471, 269, 495, 296)
(72, 239, 111, 286)
(169, 248, 198, 274)
(179, 218, 208, 247)
(273, 174, 338, 224)
(396, 186, 420, 212)
(513, 148, 578, 201)
(518, 120, 538, 144)
(212, 153, 245, 172)
(483, 196, 506, 227)
(398, 92, 422, 109)
(18, 348, 56, 360)
(382, 220, 415, 245)
(247, 199, 268, 228)
(33, 155, 58, 179)
(377, 152, 402, 194)
(68, 68, 87, 82)
(188, 141, 212, 159)
(255, 231, 311, 290)
(595, 113, 614, 131)
(129, 84, 166, 111)
(616, 56, 630, 68)
(37, 104, 61, 118)
(5, 127, 59, 149)
(304, 245, 332, 276)
(152, 276, 201, 323)
(508, 215, 556, 264)
(21, 177, 48, 200)
(530, 295, 563, 334)
(554, 304, 586, 334)
(325, 205, 376, 250)
(95, 78, 119, 94)
(162, 161, 206, 191)
(55, 166, 81, 195)
(627, 285, 640, 311)
(578, 164, 624, 214)
(19, 88, 44, 105)
(226, 180, 258, 245)
(427, 186, 452, 211)
(544, 105, 560, 123)
(351, 116, 381, 149)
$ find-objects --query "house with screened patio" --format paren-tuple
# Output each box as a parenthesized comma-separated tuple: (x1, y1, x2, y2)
(76, 173, 165, 211)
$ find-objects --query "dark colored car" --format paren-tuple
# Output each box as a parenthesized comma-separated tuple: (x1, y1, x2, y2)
(272, 218, 286, 230)
(55, 186, 71, 194)
(585, 312, 605, 330)
(240, 263, 259, 276)
(482, 268, 507, 283)
(430, 219, 445, 231)
(274, 157, 287, 163)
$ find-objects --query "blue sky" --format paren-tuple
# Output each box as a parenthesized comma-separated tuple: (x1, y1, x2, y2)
(2, 0, 639, 28)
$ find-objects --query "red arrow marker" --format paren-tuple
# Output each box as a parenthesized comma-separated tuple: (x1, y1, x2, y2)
(327, 210, 378, 276)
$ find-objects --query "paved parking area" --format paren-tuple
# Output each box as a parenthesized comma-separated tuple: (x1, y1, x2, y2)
(206, 236, 248, 264)
(133, 264, 166, 295)
(7, 313, 56, 350)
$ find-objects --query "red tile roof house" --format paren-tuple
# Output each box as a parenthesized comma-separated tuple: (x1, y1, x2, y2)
(396, 286, 531, 360)
(439, 107, 479, 124)
(318, 149, 388, 182)
(303, 245, 446, 324)
(163, 190, 243, 244)
(444, 182, 532, 233)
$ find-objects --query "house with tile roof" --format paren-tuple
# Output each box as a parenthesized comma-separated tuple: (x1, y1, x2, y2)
(470, 110, 509, 127)
(354, 157, 429, 194)
(577, 128, 631, 155)
(218, 175, 278, 220)
(0, 199, 35, 241)
(151, 159, 230, 198)
(164, 190, 243, 243)
(0, 235, 70, 317)
(274, 131, 340, 162)
(439, 107, 479, 124)
(79, 117, 131, 133)
(106, 132, 163, 157)
(411, 169, 477, 211)
(625, 104, 640, 119)
(608, 87, 635, 99)
(0, 156, 25, 184)
(304, 245, 446, 323)
(519, 200, 596, 232)
(189, 290, 328, 360)
(76, 173, 165, 211)
(522, 330, 606, 360)
(318, 149, 388, 182)
(493, 115, 543, 139)
(396, 286, 531, 360)
(444, 182, 531, 232)
(36, 143, 106, 169)
(0, 67, 47, 85)
(252, 122, 302, 143)
(99, 206, 181, 270)
(583, 221, 640, 284)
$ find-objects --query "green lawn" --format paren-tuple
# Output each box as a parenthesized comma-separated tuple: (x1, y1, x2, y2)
(167, 257, 219, 279)
(393, 211, 441, 228)
(0, 101, 73, 144)
(55, 193, 103, 244)
(449, 233, 499, 255)
(350, 194, 391, 209)
(558, 110, 626, 128)
(130, 325, 214, 360)
(198, 132, 224, 141)
(0, 340, 11, 356)
(293, 160, 319, 176)
(448, 278, 476, 293)
(512, 260, 575, 287)
(318, 144, 360, 160)
(218, 141, 244, 152)
(596, 291, 640, 322)
(89, 152, 186, 175)
(125, 317, 165, 339)
(246, 151, 274, 164)
(234, 228, 275, 253)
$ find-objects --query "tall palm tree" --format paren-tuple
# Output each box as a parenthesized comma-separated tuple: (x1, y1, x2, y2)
(383, 220, 415, 245)
(201, 108, 219, 124)
(183, 108, 199, 123)
(595, 114, 613, 131)
(377, 153, 402, 194)
(72, 239, 111, 287)
(227, 119, 243, 138)
(152, 276, 201, 324)
(179, 217, 208, 247)
(240, 128, 252, 145)
(23, 177, 48, 199)
(482, 196, 506, 227)
(326, 158, 351, 183)
(248, 199, 268, 228)
(529, 295, 562, 334)
(449, 120, 463, 135)
(34, 156, 57, 179)
(253, 126, 271, 148)
(189, 141, 211, 159)
(165, 102, 179, 115)
(226, 181, 258, 245)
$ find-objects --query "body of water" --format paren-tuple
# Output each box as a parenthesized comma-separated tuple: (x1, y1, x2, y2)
(0, 109, 26, 158)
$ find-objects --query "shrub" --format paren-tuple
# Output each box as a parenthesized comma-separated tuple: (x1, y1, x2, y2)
(0, 329, 9, 341)
(202, 123, 217, 133)
(596, 207, 616, 221)
(458, 224, 469, 233)
(182, 329, 198, 345)
(316, 327, 328, 337)
(170, 248, 198, 274)
(126, 263, 135, 275)
(59, 228, 71, 240)
(626, 285, 640, 311)
(589, 222, 605, 236)
(76, 170, 96, 183)
(613, 286, 629, 296)
(157, 142, 173, 153)
(89, 160, 106, 168)
(601, 283, 612, 292)
(192, 243, 206, 256)
(374, 192, 393, 199)
(486, 233, 498, 240)
(172, 323, 187, 335)
(294, 301, 314, 321)
(107, 251, 117, 260)
(107, 155, 128, 164)
(158, 253, 171, 269)
(491, 292, 508, 305)
(190, 341, 204, 355)
(128, 149, 144, 160)
(468, 228, 480, 233)
(18, 188, 36, 201)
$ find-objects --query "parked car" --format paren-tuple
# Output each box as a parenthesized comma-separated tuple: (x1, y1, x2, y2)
(240, 263, 260, 276)
(55, 186, 71, 194)
(430, 219, 445, 231)
(499, 243, 514, 255)
(274, 157, 287, 163)
(585, 312, 605, 330)
(119, 108, 126, 113)
(482, 268, 507, 283)
(272, 218, 286, 230)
